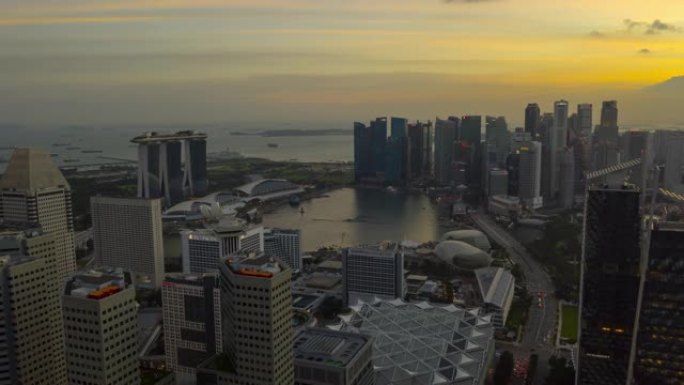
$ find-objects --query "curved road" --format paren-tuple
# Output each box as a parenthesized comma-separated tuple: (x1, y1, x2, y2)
(471, 212, 559, 382)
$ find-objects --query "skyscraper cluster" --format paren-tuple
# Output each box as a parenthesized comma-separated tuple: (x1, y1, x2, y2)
(354, 117, 432, 184)
(577, 184, 684, 385)
(352, 100, 629, 212)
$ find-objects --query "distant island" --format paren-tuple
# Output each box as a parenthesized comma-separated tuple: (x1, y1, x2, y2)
(231, 129, 351, 137)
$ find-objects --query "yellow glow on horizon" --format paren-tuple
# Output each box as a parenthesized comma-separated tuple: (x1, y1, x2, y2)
(0, 0, 683, 90)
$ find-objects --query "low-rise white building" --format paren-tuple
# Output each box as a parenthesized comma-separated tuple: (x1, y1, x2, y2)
(474, 267, 515, 328)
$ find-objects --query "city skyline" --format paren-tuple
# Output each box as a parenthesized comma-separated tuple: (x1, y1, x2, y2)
(4, 2, 684, 384)
(1, 1, 683, 125)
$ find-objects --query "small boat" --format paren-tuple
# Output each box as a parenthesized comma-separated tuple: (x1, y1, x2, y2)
(52, 143, 69, 147)
(267, 143, 279, 148)
(81, 150, 103, 154)
(63, 158, 80, 163)
(50, 153, 59, 157)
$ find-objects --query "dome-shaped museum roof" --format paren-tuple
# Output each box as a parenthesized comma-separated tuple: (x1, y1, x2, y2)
(434, 240, 492, 270)
(440, 230, 491, 251)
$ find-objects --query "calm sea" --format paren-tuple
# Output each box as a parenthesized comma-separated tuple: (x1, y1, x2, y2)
(0, 123, 353, 172)
(262, 187, 444, 251)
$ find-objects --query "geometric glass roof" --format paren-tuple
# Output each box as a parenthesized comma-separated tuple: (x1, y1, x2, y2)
(330, 298, 494, 385)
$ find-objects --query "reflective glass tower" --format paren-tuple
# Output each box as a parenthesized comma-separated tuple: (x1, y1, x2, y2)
(578, 186, 641, 385)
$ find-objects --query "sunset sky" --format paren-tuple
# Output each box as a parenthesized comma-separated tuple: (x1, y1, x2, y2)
(1, 0, 683, 126)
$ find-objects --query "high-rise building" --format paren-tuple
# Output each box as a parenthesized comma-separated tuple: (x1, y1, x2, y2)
(488, 169, 509, 197)
(460, 115, 483, 188)
(525, 103, 541, 137)
(386, 117, 408, 184)
(578, 103, 593, 138)
(91, 196, 165, 287)
(578, 186, 641, 385)
(460, 115, 482, 146)
(293, 328, 374, 385)
(0, 227, 69, 384)
(0, 253, 68, 385)
(568, 112, 578, 141)
(264, 228, 302, 273)
(186, 137, 208, 196)
(559, 147, 575, 209)
(390, 117, 408, 138)
(423, 120, 433, 177)
(63, 268, 139, 385)
(0, 148, 76, 279)
(371, 117, 388, 176)
(434, 117, 458, 185)
(406, 121, 426, 180)
(540, 112, 555, 201)
(384, 136, 405, 183)
(600, 100, 618, 129)
(454, 140, 476, 186)
(660, 130, 684, 194)
(162, 274, 222, 383)
(181, 221, 264, 274)
(342, 244, 405, 304)
(633, 221, 684, 385)
(197, 252, 294, 385)
(354, 122, 374, 182)
(622, 131, 649, 187)
(513, 141, 543, 209)
(485, 116, 510, 168)
(506, 152, 520, 197)
(353, 118, 389, 183)
(593, 101, 620, 171)
(132, 131, 208, 204)
(550, 100, 570, 197)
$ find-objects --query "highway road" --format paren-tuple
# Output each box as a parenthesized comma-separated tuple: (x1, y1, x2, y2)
(471, 212, 559, 383)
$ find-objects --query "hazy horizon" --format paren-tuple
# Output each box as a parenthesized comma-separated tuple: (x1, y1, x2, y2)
(1, 0, 683, 127)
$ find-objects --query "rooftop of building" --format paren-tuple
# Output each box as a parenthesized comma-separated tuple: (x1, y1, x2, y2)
(293, 292, 326, 310)
(0, 253, 39, 268)
(406, 274, 429, 282)
(489, 195, 521, 204)
(474, 267, 515, 309)
(233, 178, 302, 198)
(65, 267, 132, 300)
(440, 229, 491, 252)
(163, 192, 244, 218)
(163, 273, 218, 288)
(0, 148, 69, 193)
(316, 260, 343, 271)
(301, 274, 341, 290)
(131, 130, 207, 143)
(224, 252, 285, 278)
(434, 240, 492, 270)
(331, 298, 494, 385)
(294, 328, 372, 368)
(0, 222, 43, 237)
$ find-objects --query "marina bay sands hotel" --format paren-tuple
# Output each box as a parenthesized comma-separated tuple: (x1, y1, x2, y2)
(131, 131, 208, 205)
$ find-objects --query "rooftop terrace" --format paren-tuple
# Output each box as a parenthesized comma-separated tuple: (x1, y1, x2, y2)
(65, 267, 131, 300)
